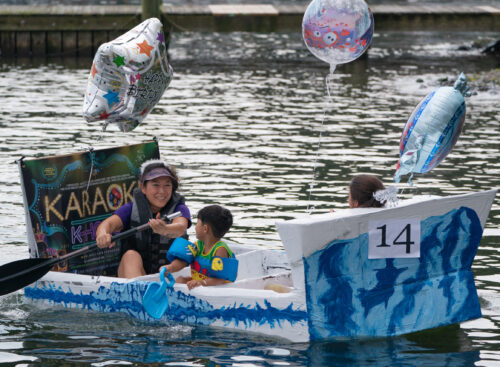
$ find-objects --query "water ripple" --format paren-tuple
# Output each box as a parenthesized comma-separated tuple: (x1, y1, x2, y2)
(0, 30, 498, 365)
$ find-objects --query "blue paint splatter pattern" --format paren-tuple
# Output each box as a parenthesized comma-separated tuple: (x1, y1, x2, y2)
(304, 206, 483, 340)
(25, 280, 308, 334)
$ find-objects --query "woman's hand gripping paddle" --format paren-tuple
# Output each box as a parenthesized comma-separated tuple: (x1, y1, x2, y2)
(0, 211, 182, 296)
(143, 267, 175, 319)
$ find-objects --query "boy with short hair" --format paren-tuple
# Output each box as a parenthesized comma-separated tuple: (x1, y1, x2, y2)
(163, 204, 236, 290)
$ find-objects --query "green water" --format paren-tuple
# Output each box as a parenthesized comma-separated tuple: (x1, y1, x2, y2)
(0, 30, 499, 365)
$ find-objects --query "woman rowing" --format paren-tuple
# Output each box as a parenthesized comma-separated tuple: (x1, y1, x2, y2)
(96, 160, 191, 278)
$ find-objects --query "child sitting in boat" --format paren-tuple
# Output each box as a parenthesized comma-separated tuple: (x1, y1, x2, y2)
(347, 174, 398, 208)
(162, 204, 237, 290)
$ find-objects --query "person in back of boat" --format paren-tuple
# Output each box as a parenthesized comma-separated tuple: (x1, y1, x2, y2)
(162, 204, 237, 290)
(345, 174, 398, 209)
(96, 160, 191, 278)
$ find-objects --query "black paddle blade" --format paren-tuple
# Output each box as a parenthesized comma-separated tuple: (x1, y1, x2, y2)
(0, 211, 183, 296)
(0, 258, 53, 296)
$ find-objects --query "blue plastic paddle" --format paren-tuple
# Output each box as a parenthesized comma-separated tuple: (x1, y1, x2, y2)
(143, 267, 176, 319)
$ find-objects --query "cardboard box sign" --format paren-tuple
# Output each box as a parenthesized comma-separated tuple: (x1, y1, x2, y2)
(19, 141, 160, 276)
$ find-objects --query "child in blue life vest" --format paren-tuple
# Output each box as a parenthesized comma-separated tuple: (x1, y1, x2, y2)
(162, 204, 237, 290)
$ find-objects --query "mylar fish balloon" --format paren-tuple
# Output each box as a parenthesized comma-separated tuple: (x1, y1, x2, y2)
(302, 0, 374, 66)
(83, 18, 173, 132)
(394, 73, 471, 185)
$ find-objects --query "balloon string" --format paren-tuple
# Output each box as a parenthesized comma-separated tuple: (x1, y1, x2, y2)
(86, 147, 95, 192)
(306, 65, 336, 214)
(97, 121, 108, 142)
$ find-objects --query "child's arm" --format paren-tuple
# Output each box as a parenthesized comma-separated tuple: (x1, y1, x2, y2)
(161, 259, 188, 276)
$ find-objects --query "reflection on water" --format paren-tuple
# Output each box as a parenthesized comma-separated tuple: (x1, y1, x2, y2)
(0, 30, 499, 365)
(308, 326, 480, 367)
(0, 303, 488, 366)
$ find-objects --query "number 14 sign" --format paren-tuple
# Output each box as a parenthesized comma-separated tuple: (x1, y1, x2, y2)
(368, 218, 421, 259)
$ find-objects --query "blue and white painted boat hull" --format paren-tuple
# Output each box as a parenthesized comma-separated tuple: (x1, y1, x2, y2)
(25, 190, 497, 342)
(26, 247, 310, 341)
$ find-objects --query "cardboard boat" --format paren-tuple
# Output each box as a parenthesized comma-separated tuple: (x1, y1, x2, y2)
(24, 189, 497, 342)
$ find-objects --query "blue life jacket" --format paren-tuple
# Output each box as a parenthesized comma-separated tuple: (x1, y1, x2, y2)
(167, 237, 238, 282)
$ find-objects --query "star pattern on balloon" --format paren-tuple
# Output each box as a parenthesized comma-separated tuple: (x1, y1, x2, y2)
(157, 32, 164, 44)
(103, 89, 120, 107)
(91, 63, 98, 78)
(99, 111, 111, 120)
(83, 18, 173, 132)
(137, 40, 154, 57)
(113, 55, 125, 67)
